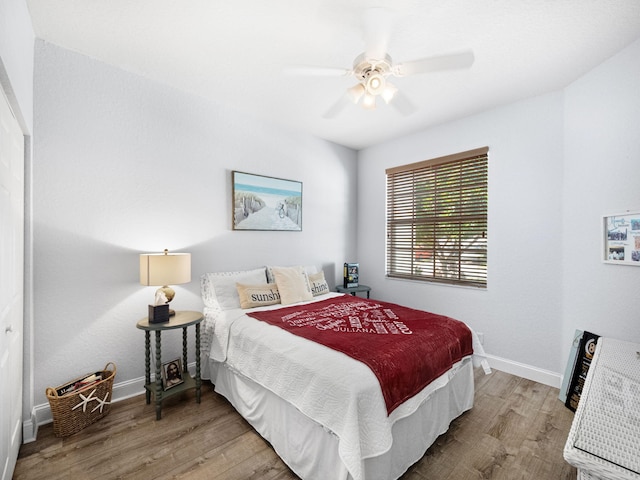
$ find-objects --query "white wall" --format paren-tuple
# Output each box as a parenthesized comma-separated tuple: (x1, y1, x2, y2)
(357, 93, 565, 380)
(561, 38, 640, 362)
(0, 0, 34, 130)
(31, 41, 357, 414)
(357, 38, 640, 384)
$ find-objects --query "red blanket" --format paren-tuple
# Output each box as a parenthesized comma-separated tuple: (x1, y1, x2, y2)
(247, 295, 473, 414)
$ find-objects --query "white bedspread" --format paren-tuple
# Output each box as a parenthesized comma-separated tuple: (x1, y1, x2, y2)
(202, 293, 488, 480)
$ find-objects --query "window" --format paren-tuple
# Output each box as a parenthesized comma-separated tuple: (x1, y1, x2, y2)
(386, 147, 488, 288)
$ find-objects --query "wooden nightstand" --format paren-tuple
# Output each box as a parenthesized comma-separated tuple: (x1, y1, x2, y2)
(136, 310, 204, 420)
(336, 284, 371, 299)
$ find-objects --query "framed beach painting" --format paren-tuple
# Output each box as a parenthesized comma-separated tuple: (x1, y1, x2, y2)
(232, 171, 303, 231)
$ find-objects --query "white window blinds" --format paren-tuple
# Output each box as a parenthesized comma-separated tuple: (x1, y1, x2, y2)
(386, 147, 488, 287)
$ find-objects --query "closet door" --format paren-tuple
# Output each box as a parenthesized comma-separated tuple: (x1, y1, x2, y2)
(0, 85, 25, 480)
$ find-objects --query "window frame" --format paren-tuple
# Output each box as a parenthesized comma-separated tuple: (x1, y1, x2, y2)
(385, 147, 489, 288)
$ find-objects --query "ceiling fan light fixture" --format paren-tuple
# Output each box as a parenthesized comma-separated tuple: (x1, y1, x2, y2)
(381, 81, 398, 104)
(362, 92, 377, 110)
(347, 83, 365, 103)
(365, 72, 386, 96)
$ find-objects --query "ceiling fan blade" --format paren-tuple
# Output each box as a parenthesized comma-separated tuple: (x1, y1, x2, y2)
(390, 90, 417, 116)
(362, 7, 393, 60)
(322, 93, 352, 119)
(283, 66, 351, 77)
(394, 50, 475, 77)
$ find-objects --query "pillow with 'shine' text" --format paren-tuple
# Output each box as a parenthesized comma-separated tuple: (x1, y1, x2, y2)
(308, 271, 330, 297)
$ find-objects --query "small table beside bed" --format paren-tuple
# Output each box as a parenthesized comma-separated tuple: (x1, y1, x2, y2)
(200, 265, 489, 480)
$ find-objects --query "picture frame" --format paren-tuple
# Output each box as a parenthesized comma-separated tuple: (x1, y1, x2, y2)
(232, 171, 302, 231)
(161, 358, 184, 390)
(602, 210, 640, 266)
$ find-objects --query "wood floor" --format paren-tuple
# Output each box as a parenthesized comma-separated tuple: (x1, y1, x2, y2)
(14, 368, 577, 479)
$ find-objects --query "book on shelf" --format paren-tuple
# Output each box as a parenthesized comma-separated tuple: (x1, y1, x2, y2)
(343, 262, 359, 288)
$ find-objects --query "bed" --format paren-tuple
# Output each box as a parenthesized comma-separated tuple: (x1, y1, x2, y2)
(200, 265, 489, 480)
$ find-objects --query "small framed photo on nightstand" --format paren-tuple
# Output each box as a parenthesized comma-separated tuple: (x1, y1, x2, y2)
(161, 358, 184, 390)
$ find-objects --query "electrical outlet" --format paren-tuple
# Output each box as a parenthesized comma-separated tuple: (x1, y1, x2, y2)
(477, 332, 484, 345)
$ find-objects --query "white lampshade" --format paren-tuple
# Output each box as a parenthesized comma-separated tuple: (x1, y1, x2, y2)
(140, 250, 191, 287)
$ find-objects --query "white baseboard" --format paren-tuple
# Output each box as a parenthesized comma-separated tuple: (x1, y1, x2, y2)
(485, 354, 562, 389)
(22, 412, 38, 444)
(23, 359, 561, 443)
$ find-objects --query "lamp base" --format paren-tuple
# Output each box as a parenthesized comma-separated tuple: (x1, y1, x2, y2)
(156, 285, 176, 303)
(157, 287, 176, 316)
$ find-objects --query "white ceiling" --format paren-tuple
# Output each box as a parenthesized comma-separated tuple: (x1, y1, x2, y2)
(26, 0, 640, 150)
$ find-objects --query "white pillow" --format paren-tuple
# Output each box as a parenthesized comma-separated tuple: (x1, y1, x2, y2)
(236, 282, 281, 309)
(271, 266, 313, 305)
(308, 271, 330, 297)
(201, 268, 267, 310)
(266, 264, 317, 284)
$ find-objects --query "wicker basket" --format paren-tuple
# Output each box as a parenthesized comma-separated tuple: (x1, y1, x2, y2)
(46, 362, 116, 437)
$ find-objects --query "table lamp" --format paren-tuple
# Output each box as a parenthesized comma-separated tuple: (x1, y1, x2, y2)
(140, 249, 191, 318)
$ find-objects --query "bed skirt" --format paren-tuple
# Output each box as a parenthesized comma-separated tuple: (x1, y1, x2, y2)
(211, 356, 475, 480)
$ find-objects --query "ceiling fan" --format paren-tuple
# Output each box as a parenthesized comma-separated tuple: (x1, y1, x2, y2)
(284, 8, 475, 118)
